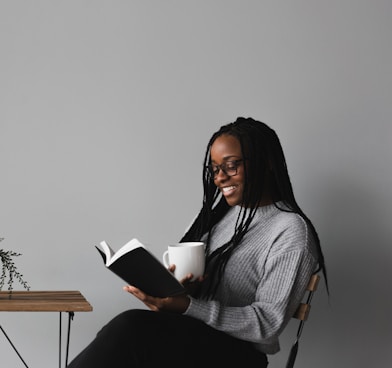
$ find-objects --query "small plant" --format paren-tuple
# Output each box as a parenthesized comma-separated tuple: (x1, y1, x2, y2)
(0, 238, 30, 292)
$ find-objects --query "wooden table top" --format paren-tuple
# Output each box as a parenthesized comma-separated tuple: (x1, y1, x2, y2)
(0, 290, 93, 312)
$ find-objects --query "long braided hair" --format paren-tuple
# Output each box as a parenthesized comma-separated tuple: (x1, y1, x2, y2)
(181, 117, 328, 298)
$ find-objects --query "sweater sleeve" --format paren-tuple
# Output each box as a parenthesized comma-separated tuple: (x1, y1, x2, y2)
(183, 215, 318, 354)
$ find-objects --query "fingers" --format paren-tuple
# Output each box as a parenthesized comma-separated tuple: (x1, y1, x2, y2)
(180, 273, 207, 285)
(123, 285, 135, 293)
(123, 285, 190, 313)
(123, 285, 146, 300)
(123, 285, 161, 311)
(179, 273, 194, 284)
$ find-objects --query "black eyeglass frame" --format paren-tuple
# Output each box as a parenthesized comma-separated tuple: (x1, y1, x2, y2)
(206, 159, 244, 178)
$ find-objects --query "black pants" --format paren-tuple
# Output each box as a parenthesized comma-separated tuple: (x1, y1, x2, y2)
(68, 309, 269, 367)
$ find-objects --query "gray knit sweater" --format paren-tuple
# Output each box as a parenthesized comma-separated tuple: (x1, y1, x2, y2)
(183, 202, 318, 354)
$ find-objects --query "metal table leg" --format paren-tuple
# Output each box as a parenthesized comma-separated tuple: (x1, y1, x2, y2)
(59, 311, 75, 368)
(0, 324, 29, 368)
(1, 312, 75, 368)
(66, 311, 74, 366)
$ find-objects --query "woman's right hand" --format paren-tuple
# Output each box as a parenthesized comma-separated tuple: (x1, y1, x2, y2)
(168, 263, 206, 295)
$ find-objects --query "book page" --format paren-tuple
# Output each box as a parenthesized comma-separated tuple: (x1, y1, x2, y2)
(99, 241, 116, 266)
(109, 238, 144, 265)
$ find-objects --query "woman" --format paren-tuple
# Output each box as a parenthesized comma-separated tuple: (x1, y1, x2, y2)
(68, 117, 328, 367)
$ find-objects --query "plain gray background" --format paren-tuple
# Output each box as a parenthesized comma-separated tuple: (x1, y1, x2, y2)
(1, 1, 391, 367)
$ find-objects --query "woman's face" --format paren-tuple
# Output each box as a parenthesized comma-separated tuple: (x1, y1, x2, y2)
(210, 134, 245, 207)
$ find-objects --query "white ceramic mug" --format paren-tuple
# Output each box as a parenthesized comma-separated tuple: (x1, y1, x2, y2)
(162, 242, 205, 281)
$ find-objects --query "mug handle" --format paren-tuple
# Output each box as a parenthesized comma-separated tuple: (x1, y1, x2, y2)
(162, 250, 170, 268)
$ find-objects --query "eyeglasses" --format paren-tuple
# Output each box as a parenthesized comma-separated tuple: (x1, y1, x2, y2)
(207, 159, 244, 178)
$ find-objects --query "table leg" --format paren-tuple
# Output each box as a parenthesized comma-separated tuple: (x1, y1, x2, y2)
(65, 312, 74, 367)
(0, 324, 30, 368)
(59, 312, 62, 368)
(59, 311, 75, 368)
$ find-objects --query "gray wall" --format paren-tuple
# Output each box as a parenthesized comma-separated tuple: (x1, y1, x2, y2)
(1, 1, 391, 367)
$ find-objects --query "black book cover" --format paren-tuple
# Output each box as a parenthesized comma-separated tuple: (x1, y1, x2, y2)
(96, 246, 185, 297)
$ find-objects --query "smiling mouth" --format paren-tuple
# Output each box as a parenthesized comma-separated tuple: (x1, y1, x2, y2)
(221, 185, 237, 194)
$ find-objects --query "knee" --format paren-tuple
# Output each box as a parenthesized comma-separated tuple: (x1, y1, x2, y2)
(97, 309, 152, 338)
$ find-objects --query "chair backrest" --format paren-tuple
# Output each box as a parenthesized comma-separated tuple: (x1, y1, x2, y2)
(285, 273, 320, 368)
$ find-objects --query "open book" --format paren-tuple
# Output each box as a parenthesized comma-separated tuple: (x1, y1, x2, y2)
(96, 238, 185, 297)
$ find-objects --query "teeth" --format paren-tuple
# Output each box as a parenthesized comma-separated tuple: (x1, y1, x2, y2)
(222, 186, 236, 192)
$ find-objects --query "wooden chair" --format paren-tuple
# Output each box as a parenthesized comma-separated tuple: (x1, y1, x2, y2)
(285, 273, 320, 368)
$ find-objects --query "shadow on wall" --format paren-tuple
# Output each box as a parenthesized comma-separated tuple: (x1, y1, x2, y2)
(306, 171, 392, 367)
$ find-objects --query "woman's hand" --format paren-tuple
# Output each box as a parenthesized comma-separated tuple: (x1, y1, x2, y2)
(168, 264, 206, 296)
(123, 285, 190, 313)
(123, 264, 206, 313)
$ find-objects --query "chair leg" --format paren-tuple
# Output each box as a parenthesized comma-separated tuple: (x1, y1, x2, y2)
(285, 338, 299, 368)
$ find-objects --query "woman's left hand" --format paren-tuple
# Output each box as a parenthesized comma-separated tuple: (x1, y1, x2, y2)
(123, 285, 191, 313)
